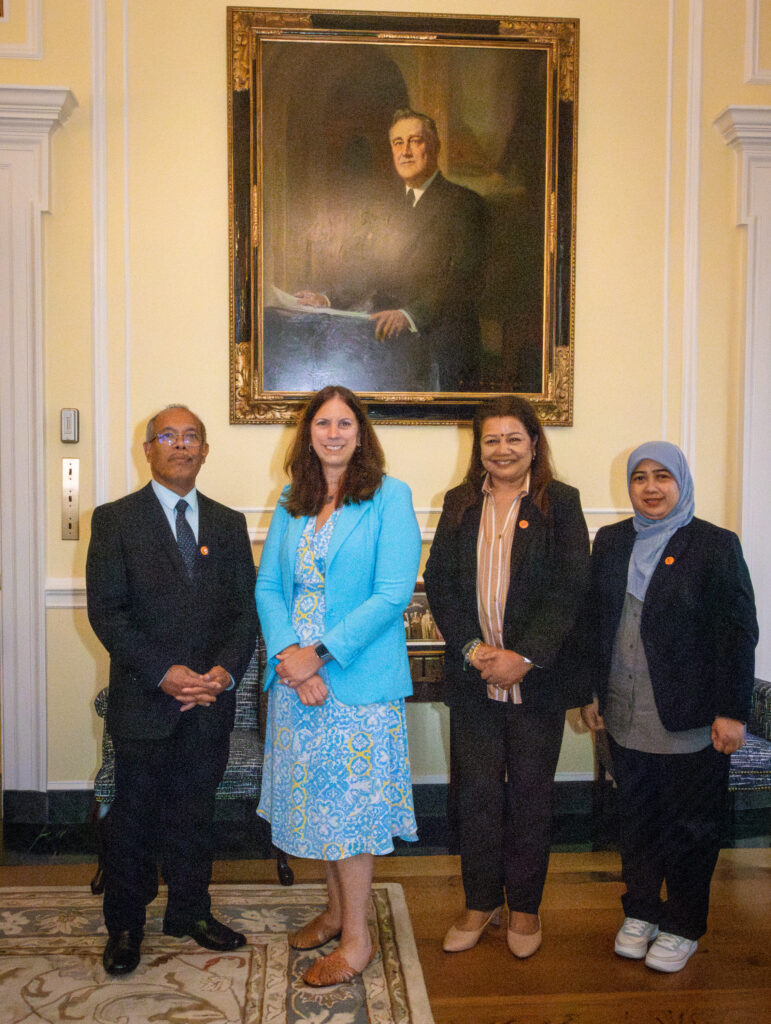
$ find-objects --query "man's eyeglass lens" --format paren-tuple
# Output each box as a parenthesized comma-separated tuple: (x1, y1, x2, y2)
(154, 432, 202, 449)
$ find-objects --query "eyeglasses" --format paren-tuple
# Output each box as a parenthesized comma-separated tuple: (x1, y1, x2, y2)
(151, 432, 203, 450)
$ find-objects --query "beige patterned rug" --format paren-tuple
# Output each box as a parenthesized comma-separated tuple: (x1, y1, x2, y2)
(0, 882, 434, 1024)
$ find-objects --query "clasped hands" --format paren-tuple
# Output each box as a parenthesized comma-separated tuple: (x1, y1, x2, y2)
(275, 644, 328, 706)
(579, 699, 746, 755)
(469, 643, 533, 690)
(161, 664, 231, 713)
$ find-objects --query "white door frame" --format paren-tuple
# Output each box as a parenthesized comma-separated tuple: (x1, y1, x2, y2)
(0, 85, 76, 800)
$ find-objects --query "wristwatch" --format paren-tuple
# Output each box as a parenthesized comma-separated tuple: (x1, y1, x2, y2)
(314, 642, 333, 664)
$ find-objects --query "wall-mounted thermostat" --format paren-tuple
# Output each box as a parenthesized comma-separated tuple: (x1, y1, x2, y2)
(61, 408, 79, 443)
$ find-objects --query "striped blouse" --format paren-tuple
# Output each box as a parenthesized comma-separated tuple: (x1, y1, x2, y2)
(476, 473, 529, 703)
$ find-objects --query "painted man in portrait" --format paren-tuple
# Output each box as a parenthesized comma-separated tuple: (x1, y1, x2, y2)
(294, 109, 489, 392)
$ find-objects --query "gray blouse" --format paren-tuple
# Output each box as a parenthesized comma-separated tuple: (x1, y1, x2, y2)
(605, 592, 711, 754)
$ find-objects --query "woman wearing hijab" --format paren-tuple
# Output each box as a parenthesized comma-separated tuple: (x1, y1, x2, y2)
(581, 442, 758, 973)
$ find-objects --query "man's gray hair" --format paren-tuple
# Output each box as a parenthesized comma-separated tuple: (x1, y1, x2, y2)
(389, 108, 440, 152)
(145, 404, 207, 444)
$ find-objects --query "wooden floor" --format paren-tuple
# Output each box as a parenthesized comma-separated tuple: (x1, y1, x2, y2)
(1, 849, 769, 1024)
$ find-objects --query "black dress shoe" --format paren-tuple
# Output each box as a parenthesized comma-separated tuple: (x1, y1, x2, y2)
(103, 929, 143, 975)
(164, 914, 246, 951)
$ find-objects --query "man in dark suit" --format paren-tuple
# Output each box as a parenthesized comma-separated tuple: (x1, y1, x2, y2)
(86, 404, 258, 976)
(296, 109, 488, 391)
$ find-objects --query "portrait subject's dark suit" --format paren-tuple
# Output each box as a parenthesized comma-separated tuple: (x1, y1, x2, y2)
(378, 172, 488, 390)
(424, 479, 590, 911)
(333, 172, 488, 391)
(86, 482, 258, 932)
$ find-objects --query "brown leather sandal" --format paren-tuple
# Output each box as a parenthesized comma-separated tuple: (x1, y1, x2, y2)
(288, 914, 342, 951)
(302, 945, 377, 986)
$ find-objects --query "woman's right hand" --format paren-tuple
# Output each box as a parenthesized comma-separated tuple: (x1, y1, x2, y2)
(473, 644, 532, 689)
(294, 673, 328, 706)
(580, 699, 605, 731)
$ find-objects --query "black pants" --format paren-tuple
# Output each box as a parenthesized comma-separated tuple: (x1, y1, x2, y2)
(102, 712, 230, 933)
(450, 701, 565, 914)
(609, 736, 729, 940)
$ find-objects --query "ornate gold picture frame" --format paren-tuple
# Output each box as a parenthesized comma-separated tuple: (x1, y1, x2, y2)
(228, 8, 578, 424)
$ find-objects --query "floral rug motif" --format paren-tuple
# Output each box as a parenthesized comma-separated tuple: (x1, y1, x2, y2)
(0, 882, 434, 1024)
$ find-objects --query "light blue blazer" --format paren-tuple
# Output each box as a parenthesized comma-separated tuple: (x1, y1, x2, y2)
(256, 475, 421, 705)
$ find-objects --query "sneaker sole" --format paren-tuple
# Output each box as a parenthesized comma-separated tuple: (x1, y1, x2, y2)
(614, 943, 648, 960)
(645, 945, 697, 973)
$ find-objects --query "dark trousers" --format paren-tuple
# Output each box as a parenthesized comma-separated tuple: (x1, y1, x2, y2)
(608, 736, 729, 940)
(102, 711, 230, 933)
(450, 701, 566, 914)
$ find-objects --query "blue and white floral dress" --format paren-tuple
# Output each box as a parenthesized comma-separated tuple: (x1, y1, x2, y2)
(257, 511, 417, 859)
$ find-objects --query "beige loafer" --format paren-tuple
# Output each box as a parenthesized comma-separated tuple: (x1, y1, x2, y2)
(507, 914, 542, 958)
(443, 907, 502, 953)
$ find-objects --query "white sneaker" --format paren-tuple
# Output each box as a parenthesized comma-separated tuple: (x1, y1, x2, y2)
(645, 932, 698, 973)
(614, 917, 659, 959)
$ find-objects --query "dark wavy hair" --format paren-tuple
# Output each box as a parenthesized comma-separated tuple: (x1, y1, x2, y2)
(282, 386, 386, 517)
(453, 396, 555, 521)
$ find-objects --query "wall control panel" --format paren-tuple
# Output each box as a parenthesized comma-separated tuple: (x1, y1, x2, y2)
(62, 458, 79, 540)
(61, 408, 79, 443)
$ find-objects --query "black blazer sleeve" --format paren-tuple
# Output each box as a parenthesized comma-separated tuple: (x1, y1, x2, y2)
(86, 500, 180, 690)
(423, 487, 483, 661)
(711, 531, 758, 720)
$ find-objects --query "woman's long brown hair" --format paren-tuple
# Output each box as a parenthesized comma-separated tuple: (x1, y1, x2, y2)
(281, 385, 386, 517)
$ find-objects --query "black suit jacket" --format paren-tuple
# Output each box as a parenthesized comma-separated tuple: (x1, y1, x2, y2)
(86, 483, 258, 741)
(589, 517, 758, 730)
(334, 172, 488, 390)
(424, 480, 590, 710)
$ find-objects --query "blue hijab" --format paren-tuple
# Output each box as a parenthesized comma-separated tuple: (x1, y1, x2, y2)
(626, 441, 694, 600)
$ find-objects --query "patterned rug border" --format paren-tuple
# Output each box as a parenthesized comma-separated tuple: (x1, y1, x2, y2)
(0, 881, 434, 1024)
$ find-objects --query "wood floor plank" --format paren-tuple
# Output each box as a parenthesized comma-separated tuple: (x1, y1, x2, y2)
(1, 848, 768, 1023)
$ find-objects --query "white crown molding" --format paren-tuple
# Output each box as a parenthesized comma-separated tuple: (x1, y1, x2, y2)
(0, 84, 77, 792)
(715, 105, 771, 681)
(745, 0, 771, 84)
(0, 0, 42, 59)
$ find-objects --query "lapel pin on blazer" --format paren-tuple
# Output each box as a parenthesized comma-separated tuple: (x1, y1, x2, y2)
(519, 520, 529, 529)
(200, 546, 209, 556)
(664, 555, 674, 564)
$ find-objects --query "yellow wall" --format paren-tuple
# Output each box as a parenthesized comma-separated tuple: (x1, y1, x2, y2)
(2, 0, 769, 786)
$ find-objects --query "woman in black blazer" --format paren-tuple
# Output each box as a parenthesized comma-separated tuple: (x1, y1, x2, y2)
(581, 441, 757, 973)
(424, 397, 590, 958)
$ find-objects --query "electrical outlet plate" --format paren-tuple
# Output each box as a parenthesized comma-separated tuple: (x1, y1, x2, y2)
(62, 458, 79, 540)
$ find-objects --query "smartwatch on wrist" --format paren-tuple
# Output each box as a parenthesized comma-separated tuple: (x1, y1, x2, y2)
(314, 642, 333, 664)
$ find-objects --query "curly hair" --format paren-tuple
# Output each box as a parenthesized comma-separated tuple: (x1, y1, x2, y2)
(454, 396, 555, 521)
(281, 386, 386, 517)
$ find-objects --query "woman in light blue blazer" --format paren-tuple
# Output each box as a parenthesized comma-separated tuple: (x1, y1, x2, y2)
(256, 385, 421, 987)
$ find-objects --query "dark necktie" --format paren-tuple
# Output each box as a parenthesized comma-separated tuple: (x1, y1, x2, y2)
(405, 188, 415, 208)
(175, 498, 197, 578)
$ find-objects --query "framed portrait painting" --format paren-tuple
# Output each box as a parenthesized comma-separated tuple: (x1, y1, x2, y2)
(228, 8, 578, 424)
